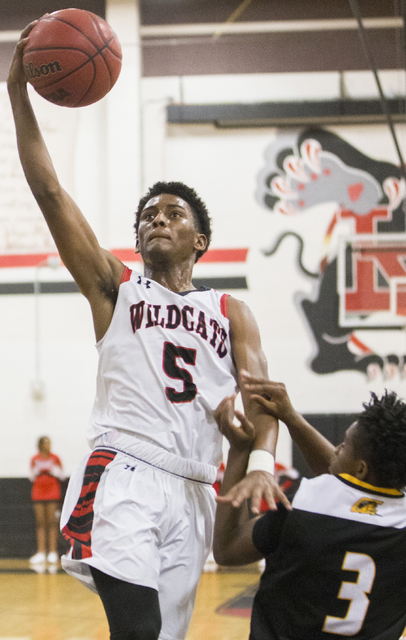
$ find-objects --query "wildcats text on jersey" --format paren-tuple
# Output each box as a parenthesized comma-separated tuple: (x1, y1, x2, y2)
(87, 268, 237, 465)
(129, 300, 228, 359)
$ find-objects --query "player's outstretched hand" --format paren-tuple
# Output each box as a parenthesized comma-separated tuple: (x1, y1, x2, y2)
(7, 21, 38, 86)
(240, 371, 299, 427)
(214, 394, 255, 452)
(218, 468, 291, 513)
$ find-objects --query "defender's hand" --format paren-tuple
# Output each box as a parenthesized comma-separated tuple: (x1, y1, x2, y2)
(216, 469, 291, 513)
(214, 395, 255, 452)
(240, 372, 299, 427)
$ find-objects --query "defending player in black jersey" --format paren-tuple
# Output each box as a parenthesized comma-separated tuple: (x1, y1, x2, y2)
(214, 373, 406, 640)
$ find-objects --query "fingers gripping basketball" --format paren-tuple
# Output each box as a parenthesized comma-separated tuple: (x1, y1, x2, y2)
(22, 8, 122, 108)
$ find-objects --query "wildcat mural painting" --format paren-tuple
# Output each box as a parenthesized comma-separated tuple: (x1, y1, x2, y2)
(256, 128, 406, 379)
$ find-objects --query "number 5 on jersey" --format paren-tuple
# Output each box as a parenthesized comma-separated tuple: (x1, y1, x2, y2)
(163, 342, 197, 403)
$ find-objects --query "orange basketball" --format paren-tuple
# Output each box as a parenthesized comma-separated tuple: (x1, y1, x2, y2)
(22, 8, 122, 108)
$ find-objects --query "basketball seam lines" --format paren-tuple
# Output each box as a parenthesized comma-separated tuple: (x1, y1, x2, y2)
(90, 14, 116, 86)
(52, 16, 122, 61)
(44, 16, 121, 60)
(26, 41, 118, 105)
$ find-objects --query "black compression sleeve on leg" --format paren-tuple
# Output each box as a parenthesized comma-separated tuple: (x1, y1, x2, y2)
(90, 566, 162, 640)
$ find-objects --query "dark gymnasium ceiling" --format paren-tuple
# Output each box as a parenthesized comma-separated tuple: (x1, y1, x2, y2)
(0, 0, 404, 79)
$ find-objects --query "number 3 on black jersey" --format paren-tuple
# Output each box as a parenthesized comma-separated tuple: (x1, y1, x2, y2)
(323, 552, 376, 636)
(163, 342, 197, 403)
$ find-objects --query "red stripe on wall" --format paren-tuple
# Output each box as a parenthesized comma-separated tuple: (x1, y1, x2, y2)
(0, 248, 249, 268)
(0, 253, 61, 268)
(110, 249, 142, 263)
(96, 248, 249, 264)
(197, 248, 249, 263)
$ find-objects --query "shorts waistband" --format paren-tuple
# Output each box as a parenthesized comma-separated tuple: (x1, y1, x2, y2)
(92, 431, 217, 485)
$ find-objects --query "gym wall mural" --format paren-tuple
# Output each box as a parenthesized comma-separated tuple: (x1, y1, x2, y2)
(256, 127, 406, 380)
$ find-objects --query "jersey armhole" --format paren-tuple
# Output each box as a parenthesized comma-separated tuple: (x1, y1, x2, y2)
(220, 293, 229, 318)
(121, 266, 132, 284)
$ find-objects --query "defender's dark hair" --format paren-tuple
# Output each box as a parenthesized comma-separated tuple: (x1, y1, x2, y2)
(134, 181, 212, 262)
(353, 390, 406, 489)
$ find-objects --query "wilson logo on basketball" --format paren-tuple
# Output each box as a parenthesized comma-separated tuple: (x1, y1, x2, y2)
(24, 61, 62, 79)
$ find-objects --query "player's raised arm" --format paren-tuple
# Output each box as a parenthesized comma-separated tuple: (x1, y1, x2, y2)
(226, 297, 291, 513)
(241, 373, 335, 475)
(7, 23, 124, 339)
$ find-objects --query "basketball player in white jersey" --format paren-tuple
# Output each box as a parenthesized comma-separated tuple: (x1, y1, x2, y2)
(214, 375, 406, 640)
(8, 23, 290, 640)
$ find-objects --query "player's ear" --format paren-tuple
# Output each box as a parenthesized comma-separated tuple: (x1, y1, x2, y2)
(355, 459, 369, 481)
(135, 239, 140, 254)
(194, 233, 207, 254)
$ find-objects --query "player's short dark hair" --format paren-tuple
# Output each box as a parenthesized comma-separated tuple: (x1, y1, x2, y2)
(134, 181, 212, 262)
(353, 391, 406, 489)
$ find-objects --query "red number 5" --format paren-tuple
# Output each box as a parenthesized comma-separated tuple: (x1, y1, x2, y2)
(163, 342, 197, 403)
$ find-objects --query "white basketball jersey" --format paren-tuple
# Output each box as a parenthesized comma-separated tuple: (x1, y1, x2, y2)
(88, 268, 237, 468)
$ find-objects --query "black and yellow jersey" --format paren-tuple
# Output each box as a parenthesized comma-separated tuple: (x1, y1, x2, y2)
(251, 473, 406, 640)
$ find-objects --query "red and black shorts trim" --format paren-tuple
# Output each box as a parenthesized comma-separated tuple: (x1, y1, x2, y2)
(62, 449, 116, 560)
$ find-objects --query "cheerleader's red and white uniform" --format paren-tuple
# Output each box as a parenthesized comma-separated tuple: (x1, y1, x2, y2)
(30, 453, 63, 502)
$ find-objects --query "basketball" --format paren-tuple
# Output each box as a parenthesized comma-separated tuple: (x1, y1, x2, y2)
(22, 8, 122, 108)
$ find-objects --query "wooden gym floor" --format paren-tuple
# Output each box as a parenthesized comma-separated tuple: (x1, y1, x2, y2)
(2, 559, 405, 640)
(0, 559, 259, 640)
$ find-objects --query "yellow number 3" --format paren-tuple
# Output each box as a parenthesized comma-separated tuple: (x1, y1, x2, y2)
(323, 552, 376, 636)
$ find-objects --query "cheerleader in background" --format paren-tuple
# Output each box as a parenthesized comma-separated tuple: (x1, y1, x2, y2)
(29, 436, 63, 565)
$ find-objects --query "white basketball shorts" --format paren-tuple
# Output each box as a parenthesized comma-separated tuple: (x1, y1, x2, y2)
(60, 436, 216, 640)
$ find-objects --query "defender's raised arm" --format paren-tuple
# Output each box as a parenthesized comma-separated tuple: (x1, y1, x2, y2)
(241, 373, 335, 475)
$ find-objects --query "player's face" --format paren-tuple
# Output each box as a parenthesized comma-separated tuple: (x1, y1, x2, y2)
(137, 193, 206, 264)
(329, 422, 362, 477)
